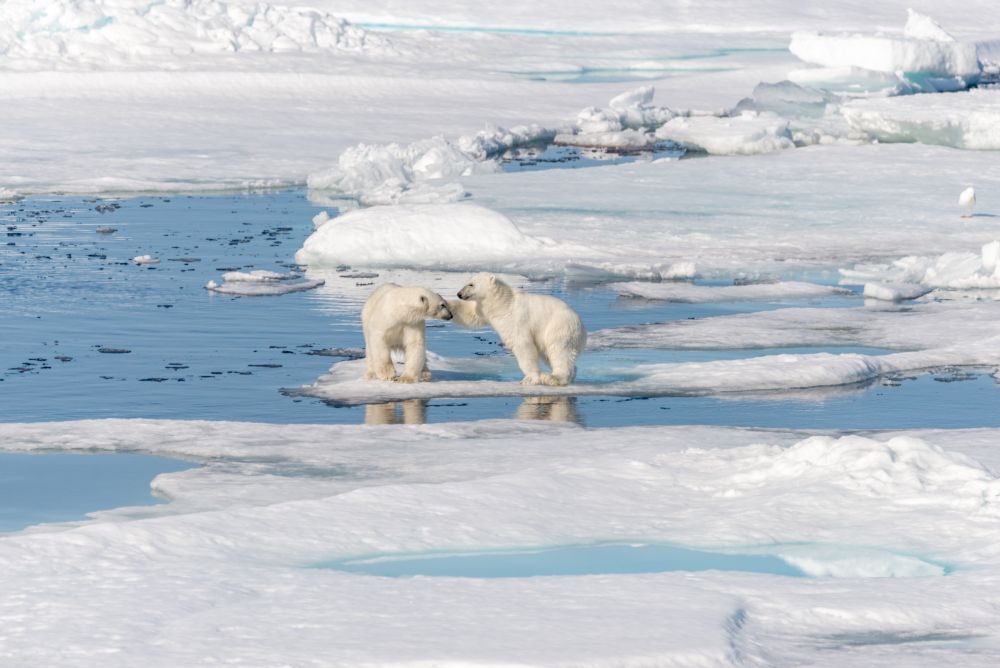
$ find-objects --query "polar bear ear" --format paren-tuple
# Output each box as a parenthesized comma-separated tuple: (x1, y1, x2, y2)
(420, 295, 428, 305)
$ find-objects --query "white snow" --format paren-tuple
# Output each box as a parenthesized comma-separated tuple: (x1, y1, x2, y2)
(613, 280, 850, 302)
(655, 111, 795, 155)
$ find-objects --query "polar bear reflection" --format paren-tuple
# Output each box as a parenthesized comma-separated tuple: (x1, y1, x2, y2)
(363, 397, 579, 425)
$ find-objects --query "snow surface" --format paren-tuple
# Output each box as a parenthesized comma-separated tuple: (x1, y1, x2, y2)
(614, 280, 852, 302)
(3, 419, 1000, 665)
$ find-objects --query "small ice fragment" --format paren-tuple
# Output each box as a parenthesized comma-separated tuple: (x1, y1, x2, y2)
(862, 282, 932, 301)
(96, 226, 117, 234)
(132, 255, 159, 265)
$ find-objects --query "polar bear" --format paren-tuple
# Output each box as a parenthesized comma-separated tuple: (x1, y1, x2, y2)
(362, 283, 453, 383)
(451, 273, 585, 386)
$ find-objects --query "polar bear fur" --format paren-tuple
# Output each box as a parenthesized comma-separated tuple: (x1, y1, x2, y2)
(452, 273, 585, 386)
(362, 283, 453, 383)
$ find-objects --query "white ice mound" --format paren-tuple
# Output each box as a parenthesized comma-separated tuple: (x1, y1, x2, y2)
(843, 241, 1000, 290)
(614, 281, 851, 303)
(307, 125, 555, 205)
(132, 254, 159, 265)
(0, 0, 390, 65)
(205, 270, 324, 295)
(655, 112, 794, 155)
(557, 86, 674, 149)
(862, 282, 932, 302)
(294, 203, 551, 270)
(789, 11, 981, 90)
(842, 89, 1000, 150)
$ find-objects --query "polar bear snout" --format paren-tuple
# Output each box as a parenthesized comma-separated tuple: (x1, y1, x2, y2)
(457, 286, 473, 300)
(439, 303, 454, 320)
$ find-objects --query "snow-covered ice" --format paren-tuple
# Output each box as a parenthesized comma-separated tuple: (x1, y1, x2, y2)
(205, 269, 324, 295)
(3, 419, 1000, 665)
(614, 280, 852, 302)
(655, 111, 795, 155)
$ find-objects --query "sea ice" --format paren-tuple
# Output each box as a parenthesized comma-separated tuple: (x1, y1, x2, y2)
(613, 280, 850, 302)
(131, 254, 159, 265)
(842, 88, 1000, 150)
(294, 202, 581, 271)
(2, 419, 1000, 664)
(789, 11, 982, 91)
(842, 240, 1000, 289)
(862, 282, 933, 301)
(205, 270, 324, 296)
(655, 111, 795, 155)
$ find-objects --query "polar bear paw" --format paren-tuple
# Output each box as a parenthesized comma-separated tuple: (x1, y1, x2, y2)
(520, 374, 543, 385)
(539, 373, 569, 387)
(395, 373, 420, 383)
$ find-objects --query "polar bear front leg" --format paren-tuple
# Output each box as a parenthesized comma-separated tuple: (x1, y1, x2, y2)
(397, 324, 427, 383)
(512, 342, 543, 385)
(364, 337, 397, 381)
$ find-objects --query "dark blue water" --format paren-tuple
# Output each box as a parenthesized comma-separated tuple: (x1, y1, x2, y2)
(4, 190, 1000, 428)
(0, 452, 193, 532)
(323, 543, 805, 578)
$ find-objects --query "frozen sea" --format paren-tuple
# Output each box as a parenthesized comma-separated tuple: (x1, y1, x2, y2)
(4, 1, 1000, 666)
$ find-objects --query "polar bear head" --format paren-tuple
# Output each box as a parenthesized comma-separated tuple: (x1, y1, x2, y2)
(417, 287, 453, 321)
(457, 272, 505, 301)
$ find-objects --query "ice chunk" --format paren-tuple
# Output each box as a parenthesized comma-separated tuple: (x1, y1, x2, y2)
(862, 282, 932, 302)
(294, 202, 560, 271)
(903, 9, 955, 43)
(307, 125, 555, 205)
(655, 112, 794, 155)
(220, 270, 300, 282)
(615, 281, 851, 303)
(205, 278, 324, 296)
(312, 211, 332, 229)
(789, 29, 980, 80)
(733, 80, 834, 119)
(843, 241, 1000, 289)
(842, 89, 1000, 150)
(557, 86, 675, 149)
(553, 129, 656, 150)
(132, 255, 159, 265)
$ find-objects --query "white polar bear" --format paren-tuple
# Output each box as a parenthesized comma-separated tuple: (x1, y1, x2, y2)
(451, 273, 585, 386)
(362, 283, 453, 383)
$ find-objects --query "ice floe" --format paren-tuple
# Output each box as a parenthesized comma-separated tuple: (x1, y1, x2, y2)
(843, 240, 1000, 290)
(295, 202, 582, 271)
(614, 280, 852, 302)
(862, 282, 933, 302)
(205, 270, 324, 295)
(842, 88, 1000, 150)
(655, 111, 795, 155)
(789, 11, 982, 92)
(131, 254, 159, 265)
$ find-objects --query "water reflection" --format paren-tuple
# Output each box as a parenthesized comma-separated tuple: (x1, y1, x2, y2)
(364, 399, 428, 425)
(514, 396, 579, 423)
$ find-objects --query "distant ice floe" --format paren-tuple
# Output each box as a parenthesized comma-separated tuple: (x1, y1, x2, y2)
(843, 240, 1000, 290)
(205, 270, 323, 295)
(295, 202, 579, 271)
(132, 254, 159, 265)
(789, 10, 982, 93)
(307, 125, 557, 205)
(614, 280, 851, 302)
(0, 0, 391, 67)
(0, 187, 22, 203)
(842, 88, 1000, 150)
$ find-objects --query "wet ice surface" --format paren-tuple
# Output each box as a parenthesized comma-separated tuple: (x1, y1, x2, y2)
(4, 189, 1000, 428)
(0, 452, 193, 533)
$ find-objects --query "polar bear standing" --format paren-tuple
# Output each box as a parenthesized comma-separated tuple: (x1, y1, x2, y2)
(452, 273, 585, 386)
(362, 283, 453, 383)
